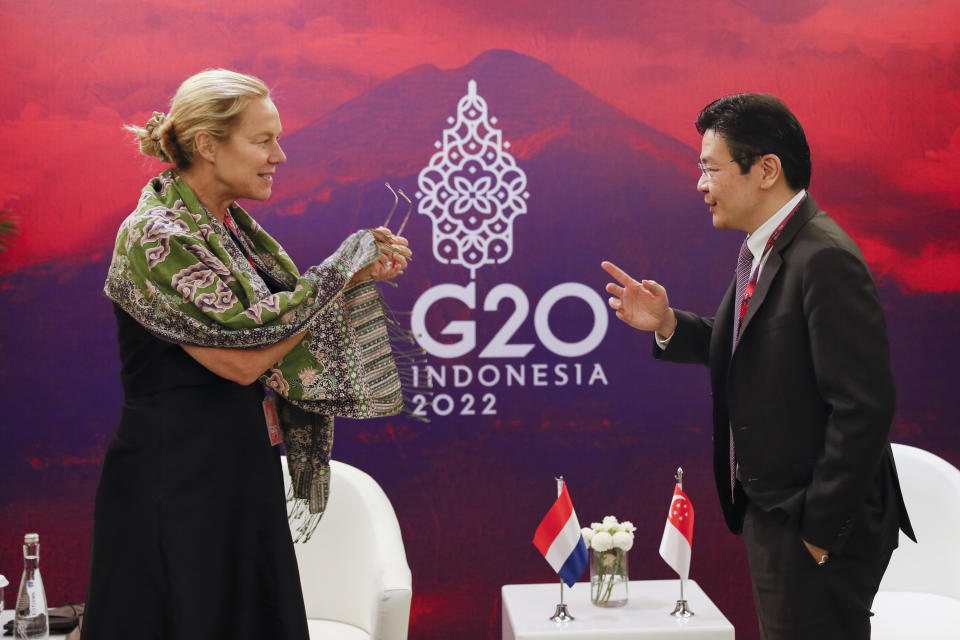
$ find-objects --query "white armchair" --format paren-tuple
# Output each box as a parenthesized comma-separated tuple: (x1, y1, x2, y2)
(871, 443, 960, 639)
(281, 457, 412, 640)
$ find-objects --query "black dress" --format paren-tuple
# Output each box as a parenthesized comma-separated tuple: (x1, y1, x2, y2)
(81, 305, 310, 640)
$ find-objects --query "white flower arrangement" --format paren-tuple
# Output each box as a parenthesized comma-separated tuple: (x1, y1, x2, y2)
(582, 515, 632, 606)
(581, 515, 635, 553)
(592, 531, 614, 552)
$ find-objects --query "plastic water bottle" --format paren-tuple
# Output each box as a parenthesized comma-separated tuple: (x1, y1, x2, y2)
(14, 533, 48, 640)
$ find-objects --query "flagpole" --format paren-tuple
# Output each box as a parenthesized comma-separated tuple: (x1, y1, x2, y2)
(678, 468, 685, 604)
(558, 474, 564, 615)
(549, 475, 575, 623)
(670, 467, 695, 618)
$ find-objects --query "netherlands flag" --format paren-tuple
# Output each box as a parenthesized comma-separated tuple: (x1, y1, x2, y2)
(532, 481, 589, 587)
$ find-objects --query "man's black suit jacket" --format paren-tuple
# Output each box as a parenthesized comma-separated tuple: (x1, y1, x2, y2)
(655, 194, 914, 552)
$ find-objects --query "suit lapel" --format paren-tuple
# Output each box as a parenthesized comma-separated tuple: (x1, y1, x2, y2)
(738, 251, 782, 340)
(712, 278, 736, 376)
(736, 195, 820, 344)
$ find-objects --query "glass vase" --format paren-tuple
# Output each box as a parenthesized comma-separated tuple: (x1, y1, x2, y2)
(589, 548, 628, 607)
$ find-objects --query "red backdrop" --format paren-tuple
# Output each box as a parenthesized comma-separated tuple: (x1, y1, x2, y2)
(1, 2, 958, 639)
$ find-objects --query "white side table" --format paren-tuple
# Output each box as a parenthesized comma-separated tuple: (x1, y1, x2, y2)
(502, 579, 734, 639)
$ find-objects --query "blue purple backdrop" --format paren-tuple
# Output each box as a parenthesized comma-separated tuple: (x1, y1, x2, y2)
(1, 2, 959, 639)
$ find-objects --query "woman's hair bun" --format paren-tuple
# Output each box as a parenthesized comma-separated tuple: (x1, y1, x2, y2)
(144, 111, 167, 141)
(126, 111, 175, 164)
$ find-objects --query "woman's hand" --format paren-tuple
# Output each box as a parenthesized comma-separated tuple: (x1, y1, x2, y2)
(348, 227, 412, 287)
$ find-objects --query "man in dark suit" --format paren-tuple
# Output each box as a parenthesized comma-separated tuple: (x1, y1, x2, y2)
(602, 94, 914, 639)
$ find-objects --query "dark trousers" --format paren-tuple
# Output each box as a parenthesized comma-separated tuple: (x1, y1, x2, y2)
(742, 494, 899, 640)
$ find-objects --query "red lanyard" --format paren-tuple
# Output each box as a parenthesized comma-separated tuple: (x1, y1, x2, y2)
(738, 195, 806, 332)
(223, 210, 257, 271)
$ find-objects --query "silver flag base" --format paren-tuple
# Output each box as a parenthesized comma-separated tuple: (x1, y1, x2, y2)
(670, 599, 695, 617)
(550, 603, 575, 622)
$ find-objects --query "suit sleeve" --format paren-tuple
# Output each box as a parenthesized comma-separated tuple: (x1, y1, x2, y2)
(800, 246, 896, 551)
(652, 309, 714, 366)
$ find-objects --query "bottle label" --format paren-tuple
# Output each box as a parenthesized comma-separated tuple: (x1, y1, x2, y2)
(27, 582, 41, 616)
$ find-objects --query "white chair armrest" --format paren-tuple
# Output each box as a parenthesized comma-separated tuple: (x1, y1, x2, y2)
(372, 586, 412, 640)
(330, 463, 411, 640)
(283, 458, 412, 640)
(379, 565, 412, 593)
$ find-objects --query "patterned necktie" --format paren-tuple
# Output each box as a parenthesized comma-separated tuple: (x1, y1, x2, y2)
(729, 238, 753, 498)
(733, 239, 754, 347)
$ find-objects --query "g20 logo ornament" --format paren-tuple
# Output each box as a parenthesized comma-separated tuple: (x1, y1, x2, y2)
(416, 80, 529, 279)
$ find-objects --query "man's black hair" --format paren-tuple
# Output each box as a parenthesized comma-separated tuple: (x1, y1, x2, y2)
(696, 93, 812, 190)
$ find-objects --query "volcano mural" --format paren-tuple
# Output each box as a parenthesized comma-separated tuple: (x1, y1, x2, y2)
(2, 5, 959, 638)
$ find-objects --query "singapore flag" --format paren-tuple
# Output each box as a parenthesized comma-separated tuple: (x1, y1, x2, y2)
(659, 483, 695, 580)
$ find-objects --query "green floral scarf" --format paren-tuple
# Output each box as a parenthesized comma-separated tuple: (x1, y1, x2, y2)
(105, 170, 402, 537)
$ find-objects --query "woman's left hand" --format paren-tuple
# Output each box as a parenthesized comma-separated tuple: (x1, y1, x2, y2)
(348, 227, 412, 286)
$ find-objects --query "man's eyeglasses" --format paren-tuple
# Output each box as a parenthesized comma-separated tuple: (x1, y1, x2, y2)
(698, 159, 736, 182)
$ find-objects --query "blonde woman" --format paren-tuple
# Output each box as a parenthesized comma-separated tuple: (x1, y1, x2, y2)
(84, 69, 411, 639)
